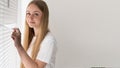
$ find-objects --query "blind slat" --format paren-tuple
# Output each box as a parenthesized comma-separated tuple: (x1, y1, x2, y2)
(0, 0, 18, 68)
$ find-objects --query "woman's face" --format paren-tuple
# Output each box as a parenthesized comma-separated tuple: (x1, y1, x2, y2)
(26, 4, 42, 28)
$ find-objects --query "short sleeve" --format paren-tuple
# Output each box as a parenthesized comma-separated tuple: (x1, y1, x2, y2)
(37, 35, 57, 64)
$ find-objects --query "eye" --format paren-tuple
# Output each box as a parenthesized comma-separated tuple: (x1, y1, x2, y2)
(26, 12, 31, 16)
(34, 13, 39, 16)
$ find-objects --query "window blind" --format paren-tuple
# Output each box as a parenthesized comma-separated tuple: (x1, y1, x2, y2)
(0, 0, 18, 68)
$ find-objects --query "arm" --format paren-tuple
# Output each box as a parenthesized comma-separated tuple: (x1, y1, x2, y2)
(11, 28, 46, 68)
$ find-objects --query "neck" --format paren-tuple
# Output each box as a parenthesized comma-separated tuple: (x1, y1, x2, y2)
(33, 27, 41, 37)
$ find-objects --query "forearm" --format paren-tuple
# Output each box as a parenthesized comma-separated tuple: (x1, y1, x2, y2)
(11, 28, 45, 68)
(16, 45, 38, 68)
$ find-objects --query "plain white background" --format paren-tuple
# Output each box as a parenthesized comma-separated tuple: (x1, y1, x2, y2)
(20, 0, 120, 68)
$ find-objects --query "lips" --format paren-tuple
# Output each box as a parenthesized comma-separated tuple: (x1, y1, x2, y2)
(29, 22, 35, 24)
(28, 22, 35, 28)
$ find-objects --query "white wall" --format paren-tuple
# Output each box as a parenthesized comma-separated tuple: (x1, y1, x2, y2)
(46, 0, 120, 68)
(20, 0, 120, 68)
(17, 0, 32, 67)
(20, 0, 32, 41)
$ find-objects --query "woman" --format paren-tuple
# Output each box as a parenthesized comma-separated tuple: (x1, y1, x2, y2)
(11, 0, 57, 68)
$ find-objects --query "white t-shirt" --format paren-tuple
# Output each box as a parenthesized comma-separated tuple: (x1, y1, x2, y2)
(27, 32, 57, 68)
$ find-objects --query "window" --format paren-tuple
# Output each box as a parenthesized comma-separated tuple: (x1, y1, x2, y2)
(0, 0, 18, 68)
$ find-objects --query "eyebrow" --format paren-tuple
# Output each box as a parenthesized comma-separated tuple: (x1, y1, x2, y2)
(34, 11, 41, 13)
(26, 10, 41, 13)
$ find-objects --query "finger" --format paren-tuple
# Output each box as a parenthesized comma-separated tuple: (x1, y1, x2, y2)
(11, 35, 15, 40)
(15, 28, 20, 34)
(11, 33, 15, 40)
(12, 28, 21, 34)
(12, 28, 17, 33)
(16, 29, 21, 34)
(11, 30, 17, 37)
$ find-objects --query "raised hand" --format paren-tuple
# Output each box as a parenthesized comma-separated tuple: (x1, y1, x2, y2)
(11, 28, 22, 48)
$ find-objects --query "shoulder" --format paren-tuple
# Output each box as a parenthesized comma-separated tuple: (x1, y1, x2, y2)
(44, 32, 56, 41)
(41, 32, 57, 48)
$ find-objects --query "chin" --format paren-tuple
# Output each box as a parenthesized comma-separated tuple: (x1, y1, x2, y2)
(28, 25, 34, 28)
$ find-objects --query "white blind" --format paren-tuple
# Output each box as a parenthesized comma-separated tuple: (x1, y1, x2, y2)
(0, 0, 18, 68)
(0, 0, 18, 24)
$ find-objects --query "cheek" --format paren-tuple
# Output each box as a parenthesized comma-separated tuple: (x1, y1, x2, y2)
(35, 17, 42, 24)
(36, 20, 41, 26)
(26, 17, 29, 23)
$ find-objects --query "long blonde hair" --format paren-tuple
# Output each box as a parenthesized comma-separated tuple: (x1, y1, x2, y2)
(21, 0, 49, 68)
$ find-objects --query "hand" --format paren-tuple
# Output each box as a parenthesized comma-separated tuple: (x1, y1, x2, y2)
(11, 28, 22, 48)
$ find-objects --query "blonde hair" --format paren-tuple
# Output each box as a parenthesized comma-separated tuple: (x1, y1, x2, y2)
(21, 0, 49, 68)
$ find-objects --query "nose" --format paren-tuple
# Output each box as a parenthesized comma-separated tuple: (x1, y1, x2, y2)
(26, 14, 34, 22)
(29, 14, 34, 20)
